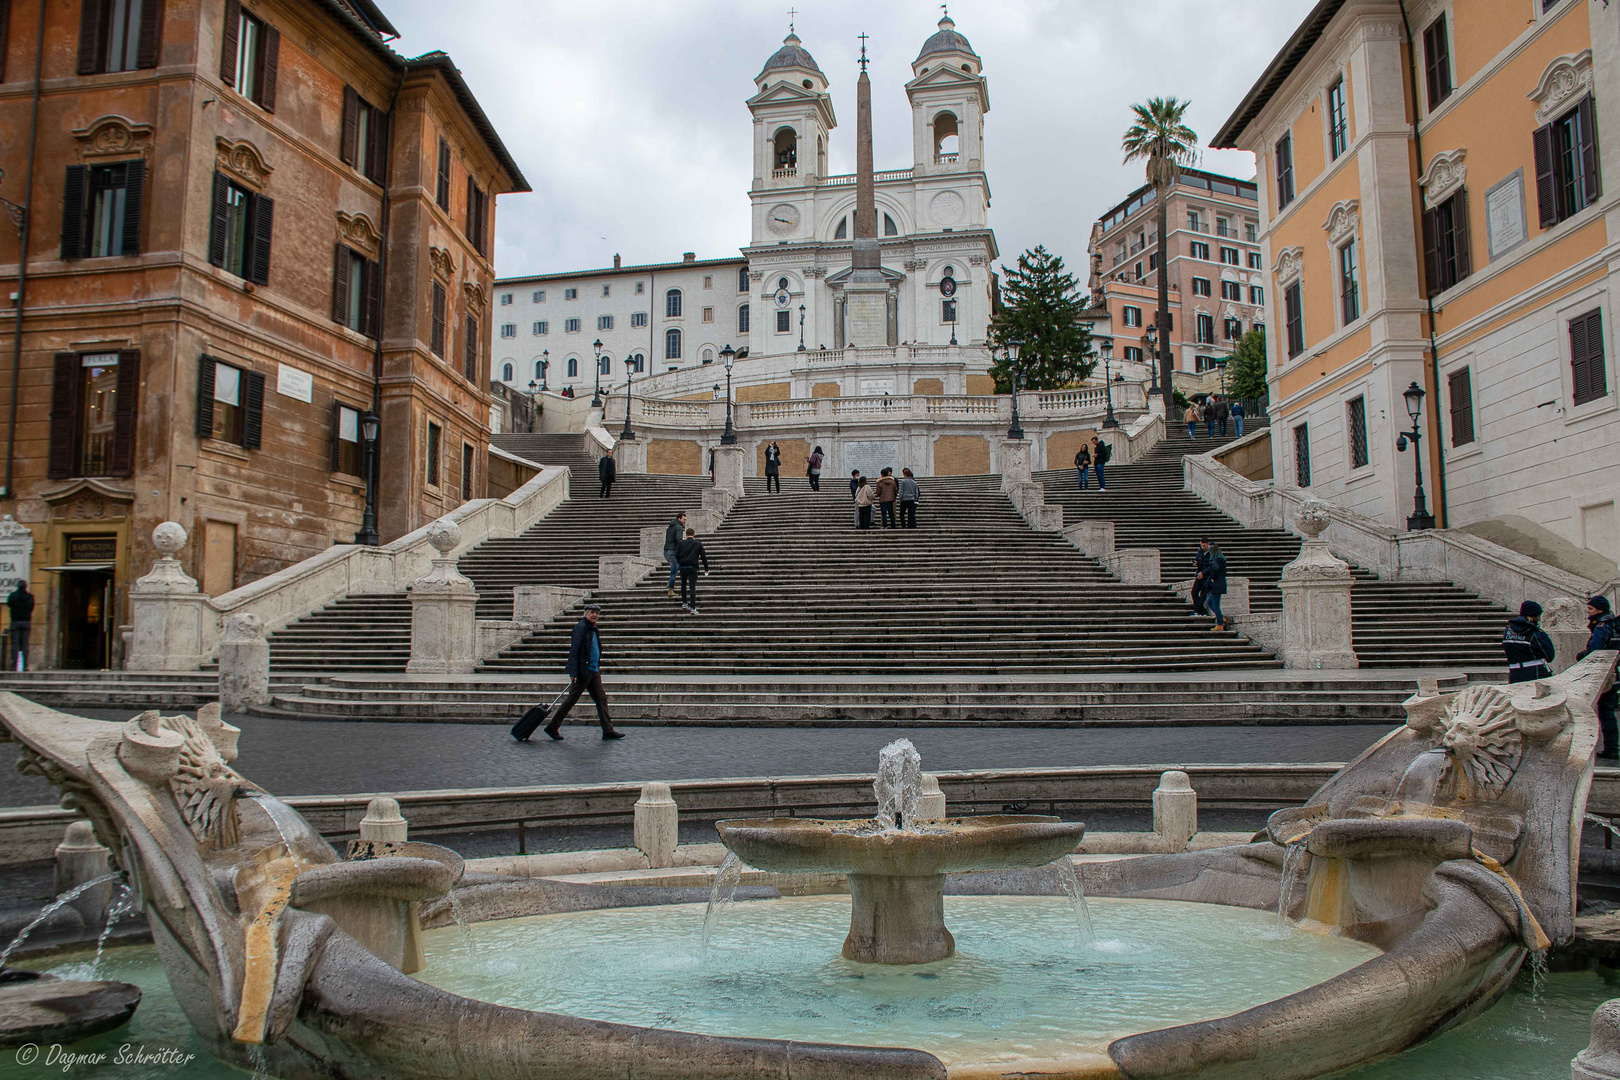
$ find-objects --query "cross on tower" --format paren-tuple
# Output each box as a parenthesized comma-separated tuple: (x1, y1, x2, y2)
(941, 2, 950, 18)
(787, 6, 796, 33)
(857, 32, 869, 71)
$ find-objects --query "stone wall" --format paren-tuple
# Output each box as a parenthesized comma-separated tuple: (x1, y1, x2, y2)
(1046, 428, 1101, 472)
(736, 382, 791, 403)
(758, 438, 811, 476)
(934, 435, 991, 475)
(1216, 429, 1273, 481)
(966, 374, 997, 395)
(647, 439, 704, 475)
(912, 378, 944, 395)
(812, 382, 841, 398)
(486, 448, 542, 499)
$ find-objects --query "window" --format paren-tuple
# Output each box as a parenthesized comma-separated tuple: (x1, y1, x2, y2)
(1534, 95, 1601, 229)
(776, 309, 791, 333)
(461, 443, 474, 501)
(702, 307, 714, 324)
(464, 315, 479, 381)
(501, 362, 513, 382)
(631, 312, 647, 328)
(1347, 395, 1369, 469)
(465, 178, 489, 256)
(1149, 253, 1158, 271)
(207, 172, 272, 285)
(1123, 346, 1144, 363)
(777, 277, 789, 292)
(738, 266, 750, 292)
(701, 348, 714, 365)
(430, 281, 446, 356)
(564, 318, 581, 333)
(602, 284, 611, 297)
(1276, 133, 1295, 208)
(1195, 355, 1221, 372)
(49, 351, 136, 478)
(737, 304, 749, 333)
(1338, 241, 1361, 323)
(1250, 285, 1265, 305)
(564, 288, 577, 300)
(222, 1, 279, 110)
(1293, 423, 1311, 486)
(884, 213, 898, 237)
(500, 293, 512, 305)
(1219, 247, 1240, 265)
(1187, 211, 1203, 231)
(1570, 308, 1608, 406)
(600, 356, 610, 375)
(566, 357, 578, 377)
(331, 245, 380, 337)
(1422, 190, 1471, 295)
(834, 217, 848, 240)
(79, 0, 162, 74)
(1216, 217, 1232, 238)
(1221, 281, 1242, 301)
(534, 359, 545, 381)
(1284, 281, 1304, 358)
(332, 403, 362, 476)
(533, 290, 545, 303)
(1196, 313, 1215, 344)
(436, 138, 451, 211)
(340, 87, 388, 184)
(1190, 241, 1210, 260)
(1248, 252, 1263, 270)
(942, 299, 957, 323)
(501, 324, 516, 338)
(597, 315, 613, 331)
(1328, 77, 1348, 159)
(1122, 306, 1142, 328)
(635, 281, 644, 295)
(702, 275, 712, 289)
(425, 421, 441, 487)
(533, 321, 547, 335)
(1192, 278, 1211, 296)
(195, 356, 263, 449)
(666, 289, 682, 318)
(665, 328, 682, 359)
(61, 161, 145, 259)
(1448, 367, 1475, 446)
(1422, 15, 1452, 111)
(1245, 222, 1258, 242)
(1224, 318, 1242, 341)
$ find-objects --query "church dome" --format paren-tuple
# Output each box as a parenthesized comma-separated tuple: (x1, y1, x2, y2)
(916, 15, 977, 61)
(759, 32, 822, 79)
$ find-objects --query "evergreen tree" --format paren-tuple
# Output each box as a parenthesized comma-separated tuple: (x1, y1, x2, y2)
(987, 246, 1094, 392)
(1224, 328, 1268, 402)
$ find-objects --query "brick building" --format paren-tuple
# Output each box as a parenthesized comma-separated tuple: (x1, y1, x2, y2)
(0, 0, 526, 668)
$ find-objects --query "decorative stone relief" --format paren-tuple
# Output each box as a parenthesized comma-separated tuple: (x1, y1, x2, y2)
(215, 138, 273, 190)
(336, 211, 382, 258)
(1530, 50, 1593, 125)
(1437, 685, 1521, 797)
(968, 255, 987, 266)
(1322, 199, 1361, 245)
(1274, 246, 1305, 286)
(72, 116, 154, 159)
(429, 246, 455, 282)
(41, 478, 134, 521)
(463, 280, 487, 310)
(804, 266, 827, 278)
(903, 259, 928, 272)
(1419, 150, 1467, 209)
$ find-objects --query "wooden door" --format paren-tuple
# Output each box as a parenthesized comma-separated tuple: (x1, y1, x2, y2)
(202, 520, 237, 596)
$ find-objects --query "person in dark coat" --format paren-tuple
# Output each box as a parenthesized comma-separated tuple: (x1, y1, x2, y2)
(597, 453, 616, 499)
(874, 468, 899, 528)
(6, 582, 33, 672)
(806, 446, 823, 491)
(1201, 540, 1229, 630)
(898, 468, 920, 529)
(1091, 436, 1110, 491)
(1502, 601, 1555, 683)
(1214, 397, 1231, 438)
(543, 605, 623, 740)
(1191, 541, 1212, 616)
(1205, 397, 1217, 439)
(1074, 444, 1092, 490)
(764, 441, 782, 493)
(1579, 595, 1620, 760)
(662, 512, 686, 598)
(675, 528, 711, 614)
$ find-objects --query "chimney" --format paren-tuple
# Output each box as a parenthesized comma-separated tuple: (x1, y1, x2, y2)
(683, 252, 696, 264)
(613, 253, 621, 269)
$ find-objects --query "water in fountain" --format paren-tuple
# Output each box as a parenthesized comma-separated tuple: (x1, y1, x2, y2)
(1390, 748, 1449, 812)
(1050, 857, 1096, 945)
(873, 738, 922, 831)
(246, 1042, 269, 1080)
(0, 873, 121, 969)
(245, 791, 304, 854)
(89, 884, 137, 978)
(1276, 841, 1307, 932)
(700, 852, 744, 952)
(446, 889, 477, 954)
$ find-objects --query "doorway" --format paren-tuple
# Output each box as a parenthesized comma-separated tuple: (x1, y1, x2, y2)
(203, 520, 237, 596)
(59, 569, 112, 670)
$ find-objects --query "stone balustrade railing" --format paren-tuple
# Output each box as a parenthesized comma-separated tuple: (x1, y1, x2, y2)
(608, 387, 1148, 431)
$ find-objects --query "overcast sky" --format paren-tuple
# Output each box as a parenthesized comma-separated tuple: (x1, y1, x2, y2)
(382, 1, 1318, 281)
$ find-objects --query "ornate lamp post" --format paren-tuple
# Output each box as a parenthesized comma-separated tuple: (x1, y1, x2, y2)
(355, 410, 381, 546)
(591, 338, 604, 407)
(1100, 338, 1119, 429)
(1144, 323, 1161, 395)
(1005, 337, 1024, 440)
(1396, 380, 1436, 530)
(798, 304, 807, 352)
(527, 379, 542, 433)
(619, 357, 637, 442)
(720, 344, 738, 445)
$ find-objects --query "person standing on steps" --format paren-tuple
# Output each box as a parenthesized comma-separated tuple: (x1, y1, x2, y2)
(1197, 538, 1228, 630)
(543, 604, 624, 741)
(663, 511, 686, 598)
(764, 441, 782, 493)
(898, 468, 920, 528)
(806, 445, 824, 491)
(1214, 397, 1230, 439)
(6, 582, 33, 672)
(854, 476, 876, 529)
(1502, 601, 1556, 683)
(1204, 398, 1217, 439)
(875, 468, 899, 528)
(597, 452, 616, 499)
(1184, 401, 1200, 440)
(849, 469, 863, 527)
(1579, 596, 1620, 759)
(1091, 436, 1110, 491)
(1074, 443, 1092, 490)
(1232, 399, 1246, 437)
(675, 528, 711, 614)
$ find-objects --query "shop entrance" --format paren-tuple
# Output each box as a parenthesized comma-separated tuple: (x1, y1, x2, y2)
(58, 568, 113, 670)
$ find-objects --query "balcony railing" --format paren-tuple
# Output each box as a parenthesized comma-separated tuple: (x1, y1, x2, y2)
(818, 169, 916, 187)
(1187, 221, 1210, 233)
(935, 153, 959, 164)
(1215, 224, 1238, 238)
(771, 166, 797, 179)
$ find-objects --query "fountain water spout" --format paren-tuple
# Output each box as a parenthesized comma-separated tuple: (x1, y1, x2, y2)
(874, 739, 922, 832)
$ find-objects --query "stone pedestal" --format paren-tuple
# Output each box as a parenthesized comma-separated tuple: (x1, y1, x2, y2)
(702, 487, 737, 518)
(407, 522, 479, 675)
(613, 437, 646, 474)
(915, 775, 946, 822)
(599, 555, 660, 592)
(640, 525, 668, 559)
(513, 585, 591, 627)
(844, 873, 953, 965)
(127, 522, 213, 672)
(218, 612, 270, 712)
(711, 445, 745, 500)
(1546, 598, 1593, 675)
(1153, 771, 1198, 851)
(1101, 547, 1161, 585)
(1575, 999, 1620, 1080)
(359, 798, 408, 843)
(633, 782, 678, 869)
(1279, 499, 1359, 670)
(1064, 520, 1115, 556)
(54, 821, 114, 930)
(998, 438, 1032, 492)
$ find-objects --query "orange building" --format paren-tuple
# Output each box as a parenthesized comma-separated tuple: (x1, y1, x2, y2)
(0, 0, 526, 668)
(1215, 0, 1618, 573)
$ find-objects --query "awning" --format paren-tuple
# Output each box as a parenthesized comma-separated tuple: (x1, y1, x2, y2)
(39, 564, 115, 573)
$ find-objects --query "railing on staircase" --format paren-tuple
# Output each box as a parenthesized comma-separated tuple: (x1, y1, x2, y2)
(607, 388, 1150, 431)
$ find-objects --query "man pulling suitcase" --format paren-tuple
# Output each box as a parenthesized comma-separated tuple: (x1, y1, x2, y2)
(511, 604, 624, 741)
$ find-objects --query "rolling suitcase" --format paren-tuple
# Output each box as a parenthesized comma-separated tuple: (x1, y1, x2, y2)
(510, 686, 570, 741)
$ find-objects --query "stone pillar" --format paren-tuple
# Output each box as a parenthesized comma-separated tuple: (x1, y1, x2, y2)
(711, 444, 745, 500)
(599, 555, 660, 591)
(127, 523, 214, 672)
(1546, 597, 1594, 674)
(633, 782, 679, 869)
(512, 585, 591, 627)
(218, 612, 270, 712)
(359, 798, 408, 843)
(54, 820, 114, 930)
(1101, 548, 1161, 584)
(1574, 999, 1620, 1080)
(1152, 771, 1198, 851)
(998, 438, 1032, 492)
(915, 775, 947, 822)
(1064, 520, 1116, 556)
(1279, 499, 1359, 670)
(613, 436, 646, 474)
(406, 521, 479, 674)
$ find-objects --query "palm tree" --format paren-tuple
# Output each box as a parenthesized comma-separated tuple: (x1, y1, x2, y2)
(1122, 97, 1199, 417)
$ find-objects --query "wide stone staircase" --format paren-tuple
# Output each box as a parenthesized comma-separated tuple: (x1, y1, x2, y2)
(1034, 421, 1508, 669)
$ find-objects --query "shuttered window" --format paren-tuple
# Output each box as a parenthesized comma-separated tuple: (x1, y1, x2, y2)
(61, 161, 145, 259)
(1422, 15, 1452, 111)
(461, 442, 474, 501)
(1421, 189, 1471, 295)
(78, 0, 161, 75)
(0, 1, 11, 82)
(465, 178, 488, 256)
(464, 315, 479, 381)
(340, 87, 388, 185)
(195, 355, 264, 449)
(1338, 241, 1360, 323)
(430, 281, 447, 357)
(425, 421, 441, 487)
(1293, 423, 1311, 487)
(1347, 396, 1368, 469)
(1534, 95, 1601, 229)
(206, 171, 272, 285)
(1570, 308, 1609, 407)
(220, 0, 278, 110)
(1284, 282, 1304, 358)
(48, 350, 139, 479)
(1448, 367, 1475, 446)
(436, 138, 451, 211)
(1275, 133, 1294, 208)
(331, 245, 381, 337)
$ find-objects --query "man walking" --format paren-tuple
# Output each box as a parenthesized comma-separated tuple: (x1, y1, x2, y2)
(1205, 398, 1217, 439)
(875, 468, 899, 528)
(1214, 397, 1230, 438)
(6, 582, 32, 672)
(676, 527, 710, 614)
(597, 452, 616, 499)
(1091, 436, 1110, 491)
(1232, 400, 1246, 437)
(1502, 601, 1556, 683)
(543, 604, 624, 740)
(663, 511, 686, 598)
(1191, 539, 1213, 616)
(1579, 596, 1620, 760)
(1196, 538, 1229, 630)
(898, 468, 920, 528)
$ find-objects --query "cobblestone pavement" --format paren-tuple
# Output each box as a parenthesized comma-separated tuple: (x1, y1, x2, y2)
(0, 708, 1396, 806)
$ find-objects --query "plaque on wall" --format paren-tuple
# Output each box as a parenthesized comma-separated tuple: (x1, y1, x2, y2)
(858, 377, 897, 396)
(277, 363, 315, 403)
(845, 440, 899, 479)
(1485, 170, 1527, 260)
(67, 535, 118, 563)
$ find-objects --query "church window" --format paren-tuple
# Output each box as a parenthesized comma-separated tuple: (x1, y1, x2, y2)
(567, 357, 578, 377)
(665, 329, 682, 359)
(666, 289, 682, 317)
(738, 304, 750, 332)
(776, 310, 791, 333)
(778, 277, 789, 291)
(884, 213, 898, 236)
(738, 266, 749, 292)
(943, 265, 954, 277)
(941, 299, 957, 323)
(933, 112, 959, 162)
(772, 127, 798, 172)
(501, 362, 513, 382)
(834, 216, 848, 240)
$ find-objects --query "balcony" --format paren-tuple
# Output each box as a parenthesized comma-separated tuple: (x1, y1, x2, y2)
(1216, 224, 1238, 238)
(1187, 222, 1210, 234)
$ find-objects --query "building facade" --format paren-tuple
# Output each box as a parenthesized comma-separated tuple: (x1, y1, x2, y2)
(1216, 0, 1619, 573)
(0, 0, 525, 668)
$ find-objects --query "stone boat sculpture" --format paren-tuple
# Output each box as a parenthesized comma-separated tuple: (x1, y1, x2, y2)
(0, 651, 1613, 1080)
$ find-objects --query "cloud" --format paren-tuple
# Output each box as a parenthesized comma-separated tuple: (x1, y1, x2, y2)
(382, 0, 1316, 279)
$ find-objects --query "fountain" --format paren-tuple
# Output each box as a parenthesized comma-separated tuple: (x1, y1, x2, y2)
(715, 739, 1085, 963)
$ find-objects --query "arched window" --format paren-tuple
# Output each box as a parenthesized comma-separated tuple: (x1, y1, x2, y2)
(738, 303, 750, 333)
(666, 289, 682, 318)
(566, 357, 579, 378)
(934, 111, 960, 161)
(702, 348, 714, 365)
(665, 328, 682, 360)
(834, 216, 848, 240)
(777, 277, 789, 292)
(501, 362, 513, 382)
(737, 266, 749, 293)
(629, 353, 644, 373)
(773, 126, 797, 170)
(883, 213, 899, 237)
(600, 355, 611, 375)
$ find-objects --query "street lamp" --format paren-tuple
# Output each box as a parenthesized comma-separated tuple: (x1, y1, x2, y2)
(1396, 380, 1436, 530)
(720, 343, 737, 445)
(591, 338, 604, 407)
(619, 355, 637, 442)
(1144, 323, 1161, 395)
(1005, 337, 1024, 440)
(1099, 338, 1119, 429)
(355, 410, 381, 546)
(798, 304, 807, 352)
(527, 379, 542, 433)
(949, 301, 958, 346)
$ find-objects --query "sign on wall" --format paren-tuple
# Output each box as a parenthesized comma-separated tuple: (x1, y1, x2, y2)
(67, 535, 117, 563)
(0, 516, 33, 598)
(1485, 171, 1527, 260)
(845, 440, 900, 479)
(276, 363, 314, 403)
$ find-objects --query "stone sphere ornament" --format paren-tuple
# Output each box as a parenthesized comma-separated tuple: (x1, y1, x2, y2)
(1296, 499, 1332, 540)
(425, 519, 462, 556)
(152, 521, 188, 557)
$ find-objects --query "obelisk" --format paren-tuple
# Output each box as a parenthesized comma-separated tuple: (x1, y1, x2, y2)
(844, 33, 889, 348)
